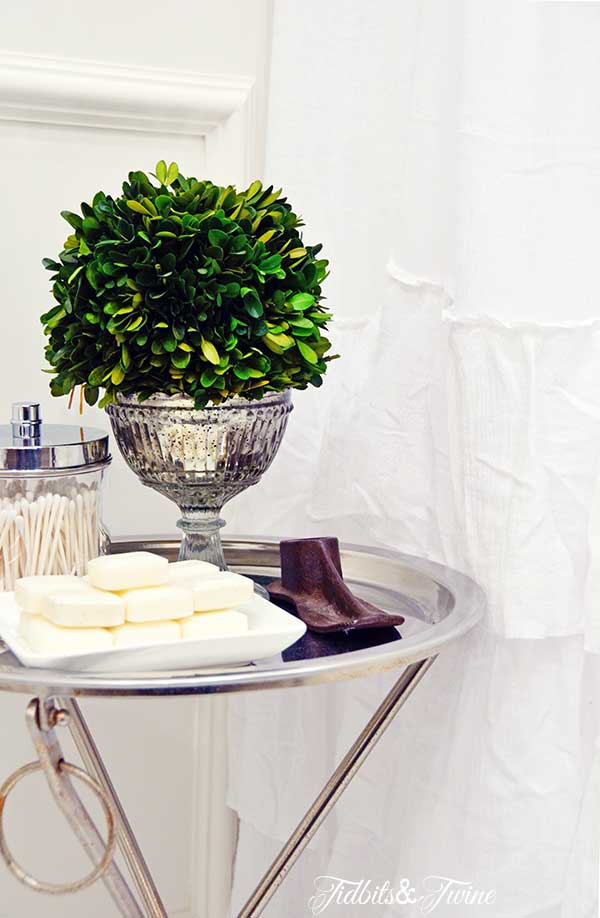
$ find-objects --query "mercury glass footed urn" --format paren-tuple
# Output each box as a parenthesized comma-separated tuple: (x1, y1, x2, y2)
(106, 391, 292, 568)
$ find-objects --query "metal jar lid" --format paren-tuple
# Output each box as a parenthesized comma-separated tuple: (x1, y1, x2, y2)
(0, 402, 111, 474)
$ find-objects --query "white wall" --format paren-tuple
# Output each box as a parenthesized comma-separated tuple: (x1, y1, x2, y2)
(0, 3, 272, 915)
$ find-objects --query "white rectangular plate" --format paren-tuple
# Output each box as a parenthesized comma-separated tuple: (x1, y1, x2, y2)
(0, 592, 306, 673)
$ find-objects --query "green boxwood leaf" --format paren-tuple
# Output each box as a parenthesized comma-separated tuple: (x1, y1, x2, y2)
(61, 211, 82, 230)
(201, 337, 220, 365)
(290, 325, 314, 338)
(200, 369, 218, 387)
(155, 160, 167, 184)
(289, 292, 315, 310)
(88, 366, 106, 386)
(245, 180, 262, 201)
(42, 258, 61, 272)
(266, 332, 294, 348)
(126, 200, 151, 216)
(82, 216, 100, 233)
(208, 229, 229, 247)
(141, 197, 158, 216)
(166, 162, 179, 185)
(258, 254, 282, 273)
(67, 265, 84, 284)
(84, 385, 99, 406)
(171, 350, 191, 369)
(297, 340, 318, 364)
(241, 288, 263, 318)
(288, 317, 314, 329)
(155, 195, 172, 216)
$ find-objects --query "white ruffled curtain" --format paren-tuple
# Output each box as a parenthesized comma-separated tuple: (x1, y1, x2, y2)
(225, 1, 600, 914)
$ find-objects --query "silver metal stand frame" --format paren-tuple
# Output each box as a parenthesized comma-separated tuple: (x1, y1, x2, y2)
(0, 539, 486, 914)
(0, 657, 435, 917)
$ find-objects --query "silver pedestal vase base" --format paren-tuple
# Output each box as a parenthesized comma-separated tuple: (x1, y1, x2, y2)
(106, 391, 292, 578)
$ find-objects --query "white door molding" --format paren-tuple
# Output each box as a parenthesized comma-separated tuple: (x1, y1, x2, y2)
(0, 51, 258, 184)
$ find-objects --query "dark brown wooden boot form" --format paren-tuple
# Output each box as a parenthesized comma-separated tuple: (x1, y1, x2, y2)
(267, 537, 405, 634)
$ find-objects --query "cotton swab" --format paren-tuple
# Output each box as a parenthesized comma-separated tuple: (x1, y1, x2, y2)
(0, 510, 15, 555)
(68, 499, 78, 574)
(0, 484, 101, 586)
(36, 494, 59, 575)
(14, 515, 25, 582)
(46, 496, 67, 574)
(28, 495, 45, 575)
(0, 510, 16, 590)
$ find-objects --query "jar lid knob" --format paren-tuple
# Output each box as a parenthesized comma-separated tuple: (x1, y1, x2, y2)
(11, 402, 42, 439)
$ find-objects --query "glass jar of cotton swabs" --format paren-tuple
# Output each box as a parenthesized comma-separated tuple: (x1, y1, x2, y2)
(0, 402, 111, 590)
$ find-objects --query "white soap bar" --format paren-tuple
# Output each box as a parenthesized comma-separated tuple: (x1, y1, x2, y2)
(180, 610, 249, 638)
(18, 613, 112, 654)
(121, 585, 194, 622)
(191, 572, 254, 612)
(15, 576, 81, 614)
(111, 620, 180, 648)
(87, 552, 168, 591)
(43, 588, 125, 628)
(168, 560, 220, 584)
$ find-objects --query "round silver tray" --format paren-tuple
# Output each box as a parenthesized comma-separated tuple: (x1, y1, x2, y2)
(0, 537, 485, 697)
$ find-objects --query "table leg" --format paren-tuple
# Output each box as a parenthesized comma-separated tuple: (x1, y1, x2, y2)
(237, 656, 437, 918)
(57, 696, 169, 918)
(0, 697, 144, 916)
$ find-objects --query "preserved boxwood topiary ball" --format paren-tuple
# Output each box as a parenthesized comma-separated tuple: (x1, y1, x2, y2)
(41, 161, 337, 409)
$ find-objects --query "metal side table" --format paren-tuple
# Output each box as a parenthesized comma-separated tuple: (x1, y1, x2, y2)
(0, 537, 485, 917)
